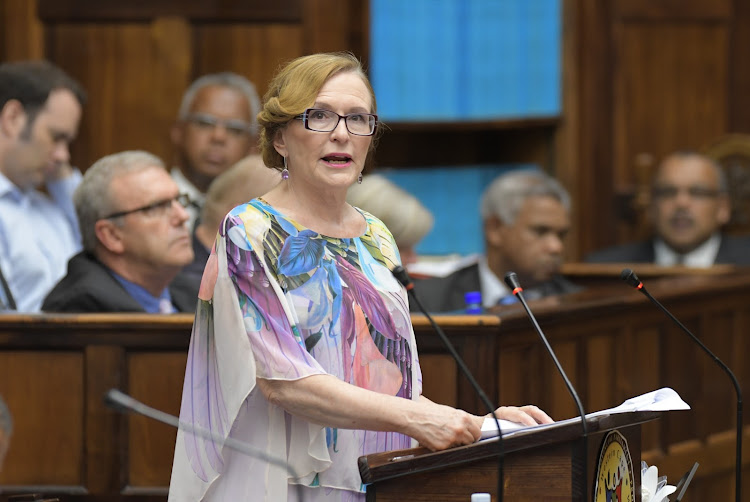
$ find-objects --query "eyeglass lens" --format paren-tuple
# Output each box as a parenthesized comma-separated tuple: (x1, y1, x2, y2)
(187, 113, 252, 136)
(104, 193, 192, 220)
(304, 109, 376, 135)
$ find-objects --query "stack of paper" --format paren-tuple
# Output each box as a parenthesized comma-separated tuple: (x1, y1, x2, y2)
(481, 387, 690, 440)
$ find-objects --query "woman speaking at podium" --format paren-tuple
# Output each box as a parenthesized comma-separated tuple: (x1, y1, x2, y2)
(168, 52, 551, 501)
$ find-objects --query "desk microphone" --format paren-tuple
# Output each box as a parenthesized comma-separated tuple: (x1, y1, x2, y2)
(391, 266, 504, 502)
(504, 272, 589, 493)
(103, 388, 304, 500)
(621, 268, 742, 502)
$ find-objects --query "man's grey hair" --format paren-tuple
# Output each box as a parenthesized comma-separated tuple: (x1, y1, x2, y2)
(0, 395, 12, 437)
(74, 150, 166, 253)
(177, 72, 261, 136)
(480, 170, 571, 224)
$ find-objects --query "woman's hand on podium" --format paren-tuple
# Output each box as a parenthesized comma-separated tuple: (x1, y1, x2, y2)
(491, 405, 554, 426)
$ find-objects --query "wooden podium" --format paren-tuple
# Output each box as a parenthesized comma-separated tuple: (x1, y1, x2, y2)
(360, 411, 662, 502)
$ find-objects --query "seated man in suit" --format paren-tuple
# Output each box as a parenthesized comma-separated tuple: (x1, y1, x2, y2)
(42, 151, 199, 313)
(587, 151, 750, 266)
(183, 154, 281, 282)
(412, 170, 580, 312)
(0, 394, 11, 472)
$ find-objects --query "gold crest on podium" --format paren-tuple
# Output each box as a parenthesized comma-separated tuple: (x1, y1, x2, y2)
(594, 430, 635, 502)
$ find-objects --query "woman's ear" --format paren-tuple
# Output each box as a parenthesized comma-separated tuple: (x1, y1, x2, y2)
(272, 129, 287, 159)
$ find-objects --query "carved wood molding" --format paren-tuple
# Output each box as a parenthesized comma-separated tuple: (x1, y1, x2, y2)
(37, 0, 302, 22)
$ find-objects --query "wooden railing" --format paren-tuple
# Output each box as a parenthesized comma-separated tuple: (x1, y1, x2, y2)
(1, 269, 749, 500)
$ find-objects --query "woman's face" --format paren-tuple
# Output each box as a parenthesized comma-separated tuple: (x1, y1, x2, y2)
(274, 71, 373, 192)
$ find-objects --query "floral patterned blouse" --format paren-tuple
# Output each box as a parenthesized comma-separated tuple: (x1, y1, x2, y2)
(169, 198, 422, 501)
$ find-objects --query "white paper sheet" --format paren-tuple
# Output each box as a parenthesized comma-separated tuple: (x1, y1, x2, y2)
(480, 387, 690, 440)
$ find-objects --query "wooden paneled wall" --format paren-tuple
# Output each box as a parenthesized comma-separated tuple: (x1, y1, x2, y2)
(558, 0, 750, 257)
(3, 0, 750, 256)
(0, 0, 367, 173)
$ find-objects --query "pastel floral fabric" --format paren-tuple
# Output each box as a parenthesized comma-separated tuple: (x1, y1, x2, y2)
(169, 199, 421, 501)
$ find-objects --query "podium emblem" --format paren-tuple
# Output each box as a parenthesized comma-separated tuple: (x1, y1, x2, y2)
(593, 430, 634, 502)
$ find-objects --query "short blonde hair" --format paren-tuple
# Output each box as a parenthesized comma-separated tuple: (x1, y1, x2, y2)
(347, 174, 433, 247)
(257, 52, 382, 173)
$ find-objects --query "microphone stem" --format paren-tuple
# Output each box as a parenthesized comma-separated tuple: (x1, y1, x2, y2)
(641, 287, 743, 502)
(408, 291, 505, 502)
(515, 292, 589, 497)
(106, 390, 305, 500)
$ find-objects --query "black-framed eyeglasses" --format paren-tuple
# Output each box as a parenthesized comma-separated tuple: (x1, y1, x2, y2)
(185, 113, 254, 137)
(295, 108, 378, 136)
(102, 193, 193, 220)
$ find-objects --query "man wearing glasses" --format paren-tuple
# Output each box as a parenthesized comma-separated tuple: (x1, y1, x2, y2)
(170, 72, 261, 230)
(42, 151, 199, 313)
(587, 151, 750, 266)
(0, 60, 86, 312)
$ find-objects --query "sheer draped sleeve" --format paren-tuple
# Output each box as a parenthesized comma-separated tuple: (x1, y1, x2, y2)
(169, 200, 421, 501)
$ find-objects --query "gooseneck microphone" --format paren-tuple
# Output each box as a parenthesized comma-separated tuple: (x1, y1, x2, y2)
(392, 266, 504, 502)
(621, 268, 742, 502)
(104, 389, 304, 500)
(504, 271, 589, 492)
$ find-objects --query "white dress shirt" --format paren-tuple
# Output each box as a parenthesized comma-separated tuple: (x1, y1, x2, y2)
(170, 167, 204, 231)
(0, 170, 82, 312)
(653, 233, 721, 268)
(477, 257, 512, 307)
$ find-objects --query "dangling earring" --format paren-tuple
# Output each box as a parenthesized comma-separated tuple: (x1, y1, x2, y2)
(357, 172, 363, 184)
(281, 156, 289, 180)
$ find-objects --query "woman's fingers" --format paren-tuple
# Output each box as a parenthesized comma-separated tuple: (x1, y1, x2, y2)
(495, 405, 554, 426)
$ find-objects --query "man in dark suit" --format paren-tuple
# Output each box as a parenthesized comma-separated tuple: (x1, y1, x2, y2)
(413, 170, 580, 313)
(587, 151, 750, 266)
(42, 151, 199, 313)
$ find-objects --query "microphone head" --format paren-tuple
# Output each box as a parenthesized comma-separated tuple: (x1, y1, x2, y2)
(504, 271, 521, 290)
(620, 268, 642, 288)
(103, 388, 134, 413)
(391, 266, 412, 288)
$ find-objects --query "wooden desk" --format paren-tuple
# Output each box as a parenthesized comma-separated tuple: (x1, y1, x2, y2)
(415, 271, 750, 500)
(0, 314, 191, 499)
(0, 313, 500, 500)
(559, 261, 741, 288)
(361, 412, 662, 501)
(0, 271, 748, 500)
